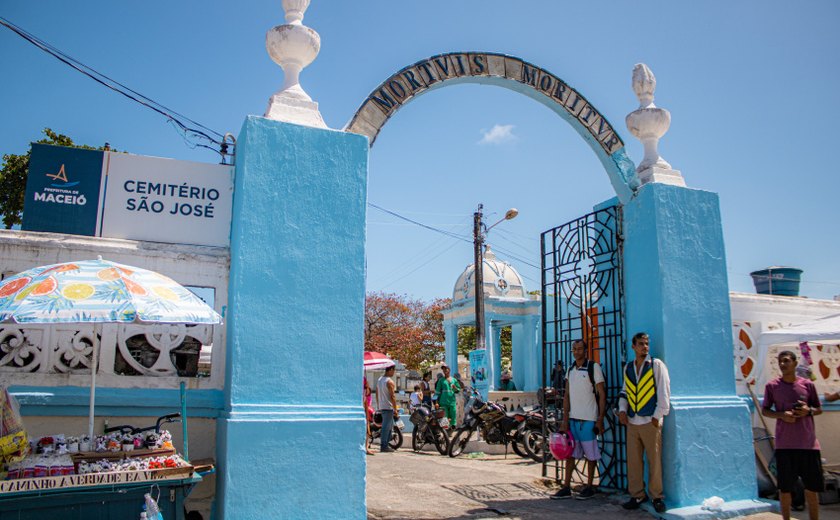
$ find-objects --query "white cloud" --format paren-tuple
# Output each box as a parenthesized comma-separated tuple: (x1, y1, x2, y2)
(478, 124, 517, 145)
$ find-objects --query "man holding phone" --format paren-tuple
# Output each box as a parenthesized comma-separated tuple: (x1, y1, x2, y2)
(551, 339, 606, 500)
(763, 350, 823, 520)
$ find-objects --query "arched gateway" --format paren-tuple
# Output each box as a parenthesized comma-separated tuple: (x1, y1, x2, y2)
(349, 53, 636, 490)
(221, 7, 765, 516)
(346, 52, 638, 203)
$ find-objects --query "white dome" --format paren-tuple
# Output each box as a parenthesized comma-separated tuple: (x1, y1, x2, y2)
(453, 245, 527, 302)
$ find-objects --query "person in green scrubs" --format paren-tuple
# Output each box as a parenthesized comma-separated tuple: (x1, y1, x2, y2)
(435, 365, 461, 427)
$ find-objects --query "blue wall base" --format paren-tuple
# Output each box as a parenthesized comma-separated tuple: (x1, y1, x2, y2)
(649, 498, 776, 519)
(217, 408, 366, 519)
(663, 397, 758, 508)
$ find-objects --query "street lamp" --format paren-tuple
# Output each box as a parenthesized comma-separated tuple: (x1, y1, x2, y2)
(473, 204, 519, 351)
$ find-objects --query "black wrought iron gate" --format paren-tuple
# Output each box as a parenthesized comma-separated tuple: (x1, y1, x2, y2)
(540, 204, 626, 490)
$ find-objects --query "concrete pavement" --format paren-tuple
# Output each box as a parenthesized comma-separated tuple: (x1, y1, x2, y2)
(366, 449, 840, 520)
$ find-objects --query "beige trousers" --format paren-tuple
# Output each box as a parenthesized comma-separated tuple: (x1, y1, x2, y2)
(626, 421, 663, 499)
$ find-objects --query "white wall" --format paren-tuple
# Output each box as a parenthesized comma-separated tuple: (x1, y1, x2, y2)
(0, 230, 229, 390)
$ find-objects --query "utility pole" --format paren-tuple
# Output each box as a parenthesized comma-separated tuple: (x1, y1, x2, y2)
(473, 204, 486, 351)
(472, 204, 519, 353)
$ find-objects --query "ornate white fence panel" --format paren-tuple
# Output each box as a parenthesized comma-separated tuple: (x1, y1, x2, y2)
(0, 322, 218, 389)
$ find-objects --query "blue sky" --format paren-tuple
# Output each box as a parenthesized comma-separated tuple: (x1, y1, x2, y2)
(2, 1, 839, 301)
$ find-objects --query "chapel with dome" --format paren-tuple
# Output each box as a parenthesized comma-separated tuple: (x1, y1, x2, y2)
(442, 245, 541, 391)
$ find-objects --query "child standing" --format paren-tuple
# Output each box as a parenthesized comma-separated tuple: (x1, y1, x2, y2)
(409, 385, 423, 410)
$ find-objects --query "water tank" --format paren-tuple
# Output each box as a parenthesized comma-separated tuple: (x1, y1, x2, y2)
(750, 266, 803, 297)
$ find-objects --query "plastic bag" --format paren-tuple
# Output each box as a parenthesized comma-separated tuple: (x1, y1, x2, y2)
(701, 496, 724, 511)
(0, 387, 28, 462)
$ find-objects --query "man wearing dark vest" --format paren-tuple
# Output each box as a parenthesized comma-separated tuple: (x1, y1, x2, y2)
(618, 332, 671, 513)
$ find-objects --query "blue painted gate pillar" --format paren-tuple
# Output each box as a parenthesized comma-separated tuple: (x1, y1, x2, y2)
(623, 183, 757, 508)
(218, 116, 368, 519)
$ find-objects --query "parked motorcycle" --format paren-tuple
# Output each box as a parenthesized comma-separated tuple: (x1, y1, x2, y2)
(409, 405, 449, 455)
(448, 388, 522, 458)
(368, 410, 404, 450)
(522, 407, 559, 462)
(509, 405, 550, 461)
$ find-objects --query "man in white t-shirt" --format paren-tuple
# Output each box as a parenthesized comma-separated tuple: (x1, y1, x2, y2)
(550, 339, 606, 500)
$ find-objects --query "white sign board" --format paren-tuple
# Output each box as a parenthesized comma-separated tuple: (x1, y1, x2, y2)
(100, 152, 234, 247)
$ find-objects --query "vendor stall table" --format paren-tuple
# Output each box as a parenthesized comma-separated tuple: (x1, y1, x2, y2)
(0, 474, 201, 519)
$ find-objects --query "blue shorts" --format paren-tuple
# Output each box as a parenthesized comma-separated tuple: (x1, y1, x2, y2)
(569, 419, 601, 461)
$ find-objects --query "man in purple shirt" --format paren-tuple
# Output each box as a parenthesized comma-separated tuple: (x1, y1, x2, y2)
(762, 350, 823, 520)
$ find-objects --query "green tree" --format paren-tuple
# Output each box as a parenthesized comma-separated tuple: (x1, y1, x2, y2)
(457, 325, 512, 359)
(364, 292, 448, 370)
(0, 128, 110, 228)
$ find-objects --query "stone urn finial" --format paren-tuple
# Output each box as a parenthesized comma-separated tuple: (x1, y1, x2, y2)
(264, 0, 327, 128)
(283, 0, 309, 24)
(625, 63, 685, 186)
(632, 63, 657, 109)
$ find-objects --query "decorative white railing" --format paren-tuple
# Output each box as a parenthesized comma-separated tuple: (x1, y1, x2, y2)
(489, 391, 539, 410)
(0, 323, 221, 389)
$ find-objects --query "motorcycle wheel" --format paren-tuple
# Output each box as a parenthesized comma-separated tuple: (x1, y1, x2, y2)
(389, 426, 403, 450)
(432, 426, 449, 456)
(448, 427, 472, 458)
(511, 436, 528, 458)
(523, 429, 553, 463)
(411, 428, 424, 452)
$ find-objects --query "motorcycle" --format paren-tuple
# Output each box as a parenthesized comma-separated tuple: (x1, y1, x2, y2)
(522, 407, 560, 462)
(368, 409, 404, 450)
(448, 388, 522, 458)
(509, 405, 548, 460)
(409, 405, 449, 455)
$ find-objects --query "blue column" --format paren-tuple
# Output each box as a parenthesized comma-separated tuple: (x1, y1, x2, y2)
(488, 321, 502, 390)
(511, 322, 524, 390)
(218, 117, 368, 519)
(519, 315, 541, 391)
(623, 183, 759, 510)
(444, 321, 459, 372)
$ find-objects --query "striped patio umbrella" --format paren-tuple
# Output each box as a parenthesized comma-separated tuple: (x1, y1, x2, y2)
(0, 258, 221, 324)
(0, 257, 221, 443)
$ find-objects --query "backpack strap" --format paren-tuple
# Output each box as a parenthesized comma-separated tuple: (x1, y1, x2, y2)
(568, 360, 601, 400)
(587, 360, 596, 395)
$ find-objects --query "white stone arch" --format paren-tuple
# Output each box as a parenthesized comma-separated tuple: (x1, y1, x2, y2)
(346, 52, 640, 203)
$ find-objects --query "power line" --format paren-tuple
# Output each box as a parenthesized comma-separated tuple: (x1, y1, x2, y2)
(371, 217, 472, 287)
(491, 228, 539, 260)
(489, 242, 540, 270)
(380, 239, 465, 291)
(493, 225, 540, 244)
(367, 202, 542, 291)
(0, 16, 234, 161)
(368, 203, 471, 243)
(727, 270, 840, 287)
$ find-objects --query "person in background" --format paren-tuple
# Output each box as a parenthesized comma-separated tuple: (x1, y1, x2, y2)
(435, 365, 461, 427)
(763, 350, 823, 520)
(409, 385, 423, 411)
(363, 376, 375, 456)
(825, 390, 839, 402)
(551, 359, 565, 391)
(453, 372, 468, 426)
(376, 365, 399, 453)
(499, 371, 517, 391)
(420, 371, 434, 407)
